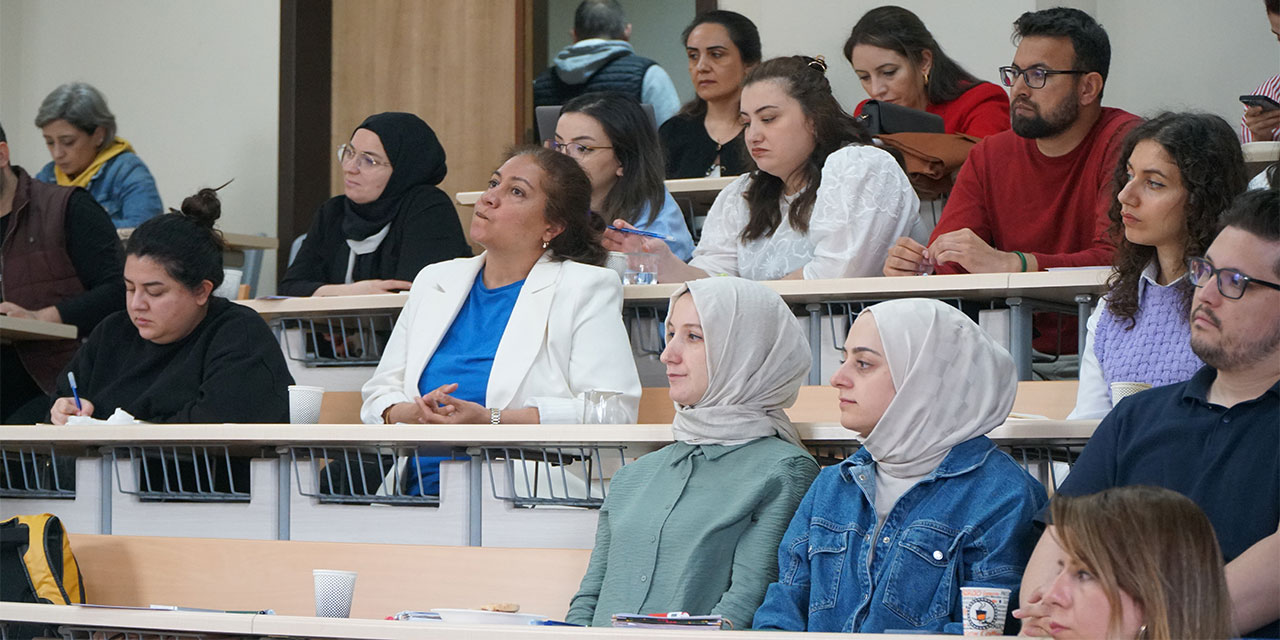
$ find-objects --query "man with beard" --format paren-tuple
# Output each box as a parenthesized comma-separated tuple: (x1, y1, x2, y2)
(1013, 188, 1280, 638)
(882, 7, 1140, 355)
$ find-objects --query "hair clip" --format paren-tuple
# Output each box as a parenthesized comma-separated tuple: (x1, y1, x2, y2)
(806, 55, 828, 74)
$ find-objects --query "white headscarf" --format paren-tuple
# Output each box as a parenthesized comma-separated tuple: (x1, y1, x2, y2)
(858, 299, 1017, 512)
(667, 277, 810, 449)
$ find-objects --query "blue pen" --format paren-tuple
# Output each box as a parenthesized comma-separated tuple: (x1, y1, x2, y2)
(606, 225, 674, 241)
(68, 372, 82, 411)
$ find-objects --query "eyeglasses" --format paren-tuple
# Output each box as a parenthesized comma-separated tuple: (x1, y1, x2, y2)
(337, 144, 392, 171)
(998, 65, 1090, 89)
(546, 139, 612, 159)
(1187, 256, 1280, 300)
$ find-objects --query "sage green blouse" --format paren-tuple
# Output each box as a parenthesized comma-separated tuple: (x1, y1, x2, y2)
(566, 437, 819, 628)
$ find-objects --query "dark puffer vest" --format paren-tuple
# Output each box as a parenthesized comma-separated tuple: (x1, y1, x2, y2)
(533, 51, 656, 106)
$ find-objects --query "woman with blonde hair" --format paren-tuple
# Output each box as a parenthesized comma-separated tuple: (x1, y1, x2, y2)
(1021, 485, 1233, 639)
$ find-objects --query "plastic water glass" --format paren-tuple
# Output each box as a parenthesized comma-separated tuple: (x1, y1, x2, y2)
(624, 253, 657, 285)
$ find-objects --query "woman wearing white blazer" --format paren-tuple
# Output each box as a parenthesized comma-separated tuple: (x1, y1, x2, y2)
(361, 146, 641, 428)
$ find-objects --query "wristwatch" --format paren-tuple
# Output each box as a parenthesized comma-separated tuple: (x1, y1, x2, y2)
(489, 408, 501, 425)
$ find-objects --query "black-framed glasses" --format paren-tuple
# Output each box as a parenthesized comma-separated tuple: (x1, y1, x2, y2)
(998, 65, 1090, 89)
(336, 144, 392, 171)
(1187, 256, 1280, 300)
(545, 139, 612, 159)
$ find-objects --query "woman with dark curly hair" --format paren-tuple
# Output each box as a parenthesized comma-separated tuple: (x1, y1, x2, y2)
(1068, 112, 1248, 419)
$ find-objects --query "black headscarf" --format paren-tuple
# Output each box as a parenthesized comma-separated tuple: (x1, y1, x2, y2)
(341, 112, 449, 241)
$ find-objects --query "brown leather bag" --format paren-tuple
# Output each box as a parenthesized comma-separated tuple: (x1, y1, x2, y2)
(876, 132, 982, 200)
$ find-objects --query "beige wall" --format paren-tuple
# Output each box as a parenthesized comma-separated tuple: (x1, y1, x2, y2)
(0, 0, 280, 292)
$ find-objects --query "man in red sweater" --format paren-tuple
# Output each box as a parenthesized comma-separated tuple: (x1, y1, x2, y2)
(883, 7, 1141, 353)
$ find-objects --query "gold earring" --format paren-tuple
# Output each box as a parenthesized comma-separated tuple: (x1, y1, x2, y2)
(923, 70, 930, 86)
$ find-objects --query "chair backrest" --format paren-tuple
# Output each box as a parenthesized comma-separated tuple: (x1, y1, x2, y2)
(68, 533, 591, 619)
(638, 380, 1080, 424)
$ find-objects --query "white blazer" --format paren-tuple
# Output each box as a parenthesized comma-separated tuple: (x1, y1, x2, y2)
(360, 252, 641, 424)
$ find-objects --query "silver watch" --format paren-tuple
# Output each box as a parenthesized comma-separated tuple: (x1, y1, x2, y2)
(489, 408, 501, 425)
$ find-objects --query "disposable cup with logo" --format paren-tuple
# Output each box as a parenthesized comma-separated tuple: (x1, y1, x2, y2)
(961, 586, 1010, 636)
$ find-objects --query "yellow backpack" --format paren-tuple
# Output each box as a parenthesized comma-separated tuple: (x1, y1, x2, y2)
(0, 513, 84, 605)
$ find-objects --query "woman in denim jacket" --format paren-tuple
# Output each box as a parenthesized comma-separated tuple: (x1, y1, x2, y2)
(753, 298, 1047, 633)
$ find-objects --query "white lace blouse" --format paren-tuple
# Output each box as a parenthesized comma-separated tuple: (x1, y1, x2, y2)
(689, 145, 925, 280)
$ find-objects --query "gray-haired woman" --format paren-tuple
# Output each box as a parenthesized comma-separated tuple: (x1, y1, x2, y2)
(35, 82, 162, 227)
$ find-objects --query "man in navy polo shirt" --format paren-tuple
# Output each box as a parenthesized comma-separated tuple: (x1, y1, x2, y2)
(1015, 188, 1280, 638)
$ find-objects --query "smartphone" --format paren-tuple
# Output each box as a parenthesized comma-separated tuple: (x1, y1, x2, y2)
(1240, 94, 1280, 111)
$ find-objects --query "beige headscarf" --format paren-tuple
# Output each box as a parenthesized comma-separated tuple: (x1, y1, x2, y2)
(667, 277, 810, 449)
(859, 299, 1017, 513)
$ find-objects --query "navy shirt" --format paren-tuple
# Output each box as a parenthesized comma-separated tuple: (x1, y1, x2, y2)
(1055, 366, 1279, 637)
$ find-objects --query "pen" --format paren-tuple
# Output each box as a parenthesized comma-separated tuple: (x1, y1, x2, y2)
(606, 225, 674, 241)
(68, 372, 82, 411)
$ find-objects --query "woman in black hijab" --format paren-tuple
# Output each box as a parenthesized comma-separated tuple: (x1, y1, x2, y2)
(280, 112, 471, 296)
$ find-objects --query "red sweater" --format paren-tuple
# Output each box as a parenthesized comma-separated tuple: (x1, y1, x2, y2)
(931, 107, 1141, 352)
(855, 81, 1011, 138)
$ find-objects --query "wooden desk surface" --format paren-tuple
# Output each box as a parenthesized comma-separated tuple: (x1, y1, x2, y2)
(237, 292, 408, 320)
(0, 420, 1095, 449)
(235, 270, 1109, 319)
(0, 314, 78, 341)
(118, 228, 279, 251)
(456, 176, 738, 206)
(0, 602, 954, 639)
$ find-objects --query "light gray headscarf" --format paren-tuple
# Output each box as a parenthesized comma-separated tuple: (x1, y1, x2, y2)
(858, 299, 1017, 517)
(667, 277, 810, 449)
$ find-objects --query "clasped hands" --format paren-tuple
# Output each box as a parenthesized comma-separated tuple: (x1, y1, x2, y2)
(883, 229, 1034, 276)
(385, 383, 488, 424)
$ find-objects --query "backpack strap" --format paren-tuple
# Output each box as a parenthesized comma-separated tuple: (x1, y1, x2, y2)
(13, 514, 81, 605)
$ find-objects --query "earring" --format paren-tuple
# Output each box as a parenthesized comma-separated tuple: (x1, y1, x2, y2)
(541, 241, 549, 250)
(923, 70, 930, 86)
(1137, 624, 1148, 639)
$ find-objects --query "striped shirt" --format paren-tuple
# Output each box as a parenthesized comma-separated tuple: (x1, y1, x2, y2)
(1241, 74, 1280, 142)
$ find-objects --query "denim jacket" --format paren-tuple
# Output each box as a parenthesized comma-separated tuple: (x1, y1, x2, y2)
(38, 152, 162, 228)
(752, 436, 1047, 633)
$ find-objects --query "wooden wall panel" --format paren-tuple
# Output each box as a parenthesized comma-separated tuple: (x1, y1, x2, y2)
(331, 0, 528, 247)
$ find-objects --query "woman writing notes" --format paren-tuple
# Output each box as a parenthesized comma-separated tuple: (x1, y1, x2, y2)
(845, 6, 1009, 138)
(552, 92, 694, 260)
(279, 112, 471, 297)
(608, 55, 924, 282)
(567, 277, 819, 628)
(361, 146, 640, 428)
(659, 10, 760, 178)
(50, 188, 292, 424)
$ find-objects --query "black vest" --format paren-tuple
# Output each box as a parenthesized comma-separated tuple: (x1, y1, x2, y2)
(533, 51, 656, 106)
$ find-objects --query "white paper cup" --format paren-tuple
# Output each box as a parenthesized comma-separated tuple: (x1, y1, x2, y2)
(289, 385, 325, 424)
(961, 586, 1010, 635)
(313, 569, 357, 618)
(1110, 381, 1153, 406)
(605, 251, 629, 281)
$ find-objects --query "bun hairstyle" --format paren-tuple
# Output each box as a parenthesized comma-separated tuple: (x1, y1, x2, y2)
(739, 55, 871, 243)
(126, 183, 230, 292)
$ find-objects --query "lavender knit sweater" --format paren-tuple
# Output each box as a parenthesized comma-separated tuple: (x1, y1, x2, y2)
(1094, 277, 1203, 403)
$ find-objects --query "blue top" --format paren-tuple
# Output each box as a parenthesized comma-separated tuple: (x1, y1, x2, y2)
(752, 436, 1046, 634)
(405, 270, 522, 496)
(38, 151, 162, 228)
(632, 188, 694, 261)
(1053, 366, 1279, 637)
(419, 270, 524, 401)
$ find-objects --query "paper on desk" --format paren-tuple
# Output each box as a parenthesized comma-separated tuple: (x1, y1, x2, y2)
(66, 408, 146, 425)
